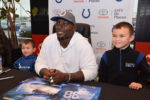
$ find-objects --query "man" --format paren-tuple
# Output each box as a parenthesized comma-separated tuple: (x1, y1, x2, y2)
(35, 11, 97, 84)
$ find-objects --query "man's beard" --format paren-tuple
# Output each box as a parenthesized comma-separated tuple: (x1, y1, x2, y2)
(57, 35, 72, 41)
(57, 36, 65, 41)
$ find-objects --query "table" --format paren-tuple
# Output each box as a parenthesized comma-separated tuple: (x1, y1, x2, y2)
(0, 68, 37, 95)
(0, 68, 150, 100)
(81, 82, 150, 100)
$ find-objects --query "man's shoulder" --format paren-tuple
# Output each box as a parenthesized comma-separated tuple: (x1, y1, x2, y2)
(43, 34, 57, 43)
(45, 33, 56, 39)
(74, 32, 90, 46)
(74, 32, 87, 39)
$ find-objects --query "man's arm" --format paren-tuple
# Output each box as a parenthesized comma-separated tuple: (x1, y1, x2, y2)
(54, 70, 84, 84)
(35, 44, 50, 75)
(68, 70, 84, 82)
(78, 42, 98, 81)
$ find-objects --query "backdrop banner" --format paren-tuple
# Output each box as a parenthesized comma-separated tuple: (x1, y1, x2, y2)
(48, 0, 134, 63)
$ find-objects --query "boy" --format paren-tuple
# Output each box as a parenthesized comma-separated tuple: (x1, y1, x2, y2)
(13, 39, 37, 72)
(98, 22, 150, 90)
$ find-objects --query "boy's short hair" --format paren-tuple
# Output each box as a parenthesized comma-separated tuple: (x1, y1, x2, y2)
(22, 39, 36, 48)
(113, 22, 134, 36)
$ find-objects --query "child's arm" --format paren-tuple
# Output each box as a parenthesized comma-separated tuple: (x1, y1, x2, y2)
(129, 82, 142, 90)
(13, 60, 19, 69)
(129, 55, 150, 90)
(138, 56, 150, 84)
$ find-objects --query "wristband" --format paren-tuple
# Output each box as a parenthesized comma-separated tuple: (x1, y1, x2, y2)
(67, 73, 71, 82)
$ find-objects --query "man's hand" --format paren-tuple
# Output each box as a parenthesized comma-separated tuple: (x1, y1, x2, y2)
(129, 82, 142, 90)
(52, 70, 68, 84)
(51, 70, 84, 84)
(40, 68, 68, 84)
(40, 68, 56, 83)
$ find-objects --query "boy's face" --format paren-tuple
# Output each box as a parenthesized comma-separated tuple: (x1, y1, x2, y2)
(112, 27, 134, 49)
(21, 43, 36, 57)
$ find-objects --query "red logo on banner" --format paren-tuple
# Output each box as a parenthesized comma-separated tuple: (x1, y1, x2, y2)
(32, 34, 48, 55)
(135, 42, 150, 66)
(74, 0, 84, 3)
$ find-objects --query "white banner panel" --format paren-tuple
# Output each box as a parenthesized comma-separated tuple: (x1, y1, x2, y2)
(48, 0, 134, 63)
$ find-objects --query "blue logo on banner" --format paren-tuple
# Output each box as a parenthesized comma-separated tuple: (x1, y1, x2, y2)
(82, 9, 90, 19)
(55, 0, 62, 3)
(116, 0, 122, 2)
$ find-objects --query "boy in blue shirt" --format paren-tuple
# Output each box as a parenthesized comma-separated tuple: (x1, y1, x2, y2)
(13, 39, 37, 72)
(98, 22, 150, 90)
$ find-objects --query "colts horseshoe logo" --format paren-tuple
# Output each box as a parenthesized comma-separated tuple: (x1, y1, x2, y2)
(116, 0, 122, 2)
(82, 9, 90, 19)
(55, 0, 62, 3)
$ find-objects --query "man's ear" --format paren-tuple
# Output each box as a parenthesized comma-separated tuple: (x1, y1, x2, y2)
(73, 25, 77, 31)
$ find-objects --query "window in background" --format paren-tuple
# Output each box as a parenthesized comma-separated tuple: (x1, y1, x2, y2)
(16, 0, 31, 44)
(132, 0, 139, 29)
(0, 0, 31, 44)
(130, 0, 139, 48)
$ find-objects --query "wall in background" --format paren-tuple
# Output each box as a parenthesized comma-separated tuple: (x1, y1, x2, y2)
(135, 0, 150, 66)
